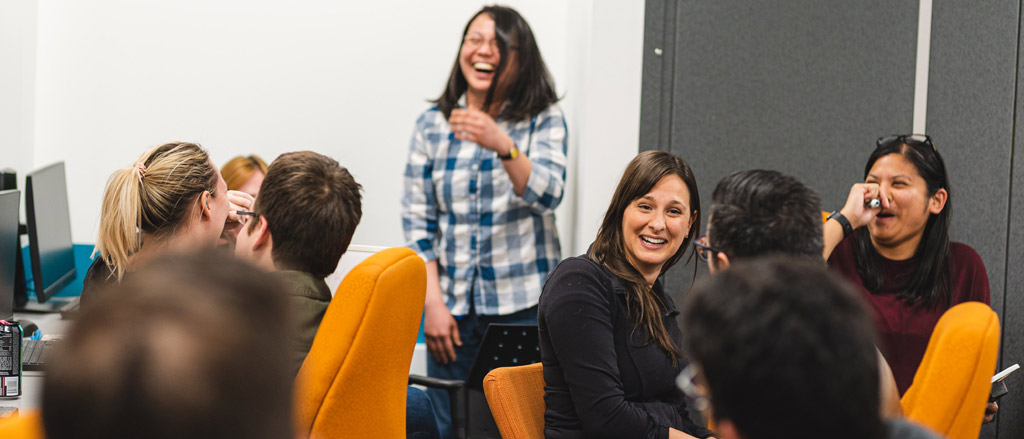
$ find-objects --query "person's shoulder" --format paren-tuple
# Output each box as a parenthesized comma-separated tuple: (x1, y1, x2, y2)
(85, 256, 109, 276)
(540, 255, 617, 317)
(532, 103, 565, 122)
(542, 256, 611, 298)
(884, 418, 943, 439)
(553, 254, 600, 270)
(414, 105, 446, 128)
(83, 256, 113, 286)
(950, 242, 983, 263)
(949, 242, 988, 275)
(948, 242, 990, 301)
(273, 270, 332, 302)
(538, 102, 564, 116)
(549, 254, 609, 279)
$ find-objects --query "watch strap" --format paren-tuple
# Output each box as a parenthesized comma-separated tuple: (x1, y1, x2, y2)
(499, 144, 519, 161)
(827, 210, 853, 239)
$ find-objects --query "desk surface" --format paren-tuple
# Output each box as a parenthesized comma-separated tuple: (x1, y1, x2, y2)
(6, 243, 84, 413)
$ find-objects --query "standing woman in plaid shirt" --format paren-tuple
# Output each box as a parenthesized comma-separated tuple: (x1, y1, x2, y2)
(402, 5, 566, 437)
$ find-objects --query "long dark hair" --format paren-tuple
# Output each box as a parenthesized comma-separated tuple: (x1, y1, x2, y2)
(589, 151, 701, 362)
(854, 140, 952, 308)
(434, 5, 559, 121)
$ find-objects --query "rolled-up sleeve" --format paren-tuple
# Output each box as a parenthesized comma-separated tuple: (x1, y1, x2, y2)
(401, 116, 439, 262)
(519, 107, 568, 213)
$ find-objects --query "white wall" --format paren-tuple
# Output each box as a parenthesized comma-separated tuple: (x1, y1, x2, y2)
(564, 0, 646, 255)
(0, 0, 37, 179)
(18, 0, 645, 257)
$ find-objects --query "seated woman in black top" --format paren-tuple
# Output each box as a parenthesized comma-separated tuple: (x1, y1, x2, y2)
(539, 151, 714, 439)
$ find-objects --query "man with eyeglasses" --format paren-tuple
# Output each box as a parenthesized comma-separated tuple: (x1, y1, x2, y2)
(678, 257, 940, 439)
(695, 169, 904, 418)
(233, 151, 363, 376)
(695, 169, 823, 272)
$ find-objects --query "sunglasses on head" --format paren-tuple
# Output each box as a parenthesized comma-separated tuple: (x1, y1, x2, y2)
(876, 134, 935, 152)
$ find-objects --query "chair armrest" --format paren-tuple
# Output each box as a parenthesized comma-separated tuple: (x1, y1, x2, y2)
(410, 374, 470, 438)
(409, 374, 465, 391)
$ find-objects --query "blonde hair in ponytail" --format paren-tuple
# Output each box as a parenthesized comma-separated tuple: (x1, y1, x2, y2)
(94, 142, 217, 280)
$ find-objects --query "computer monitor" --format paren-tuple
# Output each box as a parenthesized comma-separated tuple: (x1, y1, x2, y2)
(0, 190, 19, 320)
(24, 162, 76, 305)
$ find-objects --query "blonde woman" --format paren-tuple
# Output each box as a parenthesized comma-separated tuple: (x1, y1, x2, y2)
(83, 142, 253, 305)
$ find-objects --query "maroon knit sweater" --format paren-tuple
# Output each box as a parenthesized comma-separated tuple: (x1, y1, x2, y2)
(828, 238, 990, 395)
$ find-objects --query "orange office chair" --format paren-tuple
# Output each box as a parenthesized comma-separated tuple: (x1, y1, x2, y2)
(0, 410, 45, 439)
(483, 363, 546, 439)
(293, 247, 427, 439)
(901, 302, 1000, 439)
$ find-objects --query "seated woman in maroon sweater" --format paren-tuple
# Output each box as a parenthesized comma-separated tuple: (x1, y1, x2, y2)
(539, 151, 714, 439)
(822, 134, 995, 420)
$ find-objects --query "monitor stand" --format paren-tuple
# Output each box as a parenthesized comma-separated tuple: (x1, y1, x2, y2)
(15, 297, 75, 314)
(13, 225, 26, 310)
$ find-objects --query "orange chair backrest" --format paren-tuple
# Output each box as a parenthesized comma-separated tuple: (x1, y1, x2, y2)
(0, 410, 45, 439)
(901, 302, 1000, 439)
(293, 247, 426, 439)
(483, 363, 546, 439)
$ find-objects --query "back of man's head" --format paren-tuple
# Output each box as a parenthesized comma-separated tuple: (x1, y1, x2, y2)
(42, 251, 292, 439)
(708, 169, 823, 261)
(252, 151, 363, 277)
(681, 257, 884, 439)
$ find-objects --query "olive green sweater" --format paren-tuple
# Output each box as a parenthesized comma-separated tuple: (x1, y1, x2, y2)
(274, 270, 332, 377)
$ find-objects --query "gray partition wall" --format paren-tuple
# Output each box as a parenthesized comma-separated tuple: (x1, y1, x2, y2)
(641, 1, 1022, 437)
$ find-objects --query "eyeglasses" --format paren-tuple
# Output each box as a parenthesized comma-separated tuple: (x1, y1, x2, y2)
(693, 237, 723, 262)
(676, 363, 710, 412)
(876, 134, 935, 152)
(463, 34, 518, 51)
(234, 210, 257, 225)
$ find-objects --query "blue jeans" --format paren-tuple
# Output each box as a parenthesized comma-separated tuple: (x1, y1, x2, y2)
(426, 305, 538, 439)
(407, 386, 441, 439)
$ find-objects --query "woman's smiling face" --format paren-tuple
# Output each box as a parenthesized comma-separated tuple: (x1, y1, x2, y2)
(621, 174, 695, 284)
(459, 14, 516, 102)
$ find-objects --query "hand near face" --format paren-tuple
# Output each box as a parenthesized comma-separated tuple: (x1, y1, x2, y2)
(225, 190, 255, 222)
(840, 183, 889, 229)
(222, 190, 255, 243)
(450, 107, 514, 154)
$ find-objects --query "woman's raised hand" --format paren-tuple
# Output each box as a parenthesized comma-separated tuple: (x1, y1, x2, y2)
(226, 190, 255, 223)
(840, 183, 889, 230)
(450, 107, 515, 155)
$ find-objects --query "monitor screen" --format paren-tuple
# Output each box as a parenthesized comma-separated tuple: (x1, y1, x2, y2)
(25, 162, 76, 303)
(0, 190, 18, 320)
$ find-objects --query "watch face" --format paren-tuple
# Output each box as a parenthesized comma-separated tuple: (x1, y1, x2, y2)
(502, 145, 518, 160)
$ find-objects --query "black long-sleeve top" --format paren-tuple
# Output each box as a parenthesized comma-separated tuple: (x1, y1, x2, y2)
(538, 255, 714, 439)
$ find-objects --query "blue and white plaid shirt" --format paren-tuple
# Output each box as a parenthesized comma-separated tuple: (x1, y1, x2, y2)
(402, 99, 567, 316)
